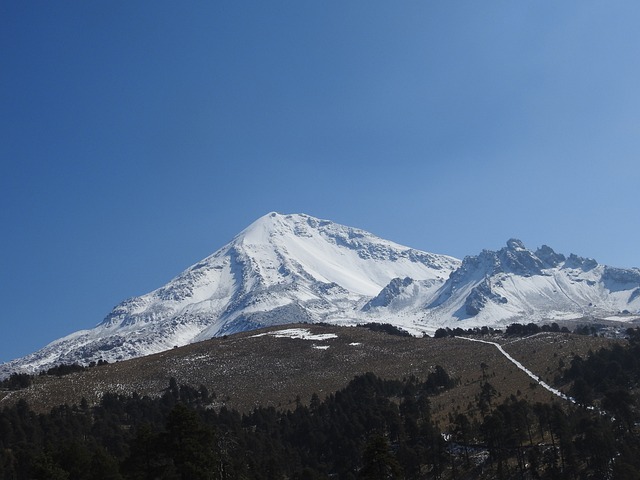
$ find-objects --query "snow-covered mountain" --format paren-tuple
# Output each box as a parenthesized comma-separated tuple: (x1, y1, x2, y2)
(0, 213, 459, 377)
(2, 213, 639, 378)
(368, 238, 640, 329)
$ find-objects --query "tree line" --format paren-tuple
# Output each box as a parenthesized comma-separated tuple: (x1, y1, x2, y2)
(434, 322, 572, 339)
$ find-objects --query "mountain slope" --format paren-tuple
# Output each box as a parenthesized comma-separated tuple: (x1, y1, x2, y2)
(0, 323, 618, 416)
(368, 238, 640, 329)
(1, 213, 459, 376)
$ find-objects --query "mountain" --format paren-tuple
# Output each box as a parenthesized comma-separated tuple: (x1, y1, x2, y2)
(2, 213, 639, 379)
(369, 238, 640, 328)
(0, 213, 459, 377)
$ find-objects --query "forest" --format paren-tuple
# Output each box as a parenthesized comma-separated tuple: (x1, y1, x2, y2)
(1, 328, 640, 479)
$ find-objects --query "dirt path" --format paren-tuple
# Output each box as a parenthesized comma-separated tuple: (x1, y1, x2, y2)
(456, 336, 576, 404)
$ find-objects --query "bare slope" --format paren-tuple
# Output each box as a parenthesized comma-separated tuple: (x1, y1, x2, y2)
(0, 324, 619, 423)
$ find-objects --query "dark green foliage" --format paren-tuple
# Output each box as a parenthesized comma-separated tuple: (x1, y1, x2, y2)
(41, 363, 87, 377)
(506, 322, 541, 336)
(434, 322, 565, 338)
(425, 365, 455, 392)
(165, 404, 217, 479)
(434, 328, 449, 338)
(563, 338, 640, 416)
(0, 372, 453, 479)
(32, 453, 70, 480)
(358, 435, 402, 479)
(358, 322, 411, 337)
(434, 325, 503, 338)
(574, 324, 601, 336)
(0, 373, 32, 390)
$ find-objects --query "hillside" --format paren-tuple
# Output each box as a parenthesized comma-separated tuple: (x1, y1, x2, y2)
(0, 323, 619, 423)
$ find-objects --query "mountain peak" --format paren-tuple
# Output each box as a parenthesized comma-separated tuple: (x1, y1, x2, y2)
(236, 212, 330, 243)
(535, 245, 566, 268)
(506, 238, 526, 251)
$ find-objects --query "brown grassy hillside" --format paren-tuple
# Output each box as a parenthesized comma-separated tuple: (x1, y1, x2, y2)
(0, 324, 619, 423)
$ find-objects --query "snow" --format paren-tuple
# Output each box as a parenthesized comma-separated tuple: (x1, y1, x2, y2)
(604, 315, 639, 322)
(251, 328, 338, 341)
(237, 212, 457, 296)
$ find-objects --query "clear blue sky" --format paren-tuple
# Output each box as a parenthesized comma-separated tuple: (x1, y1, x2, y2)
(2, 2, 640, 363)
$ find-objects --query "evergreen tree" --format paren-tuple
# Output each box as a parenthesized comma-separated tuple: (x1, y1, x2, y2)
(165, 403, 218, 479)
(358, 435, 402, 479)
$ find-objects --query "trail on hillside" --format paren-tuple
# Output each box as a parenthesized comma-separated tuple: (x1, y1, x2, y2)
(456, 336, 576, 404)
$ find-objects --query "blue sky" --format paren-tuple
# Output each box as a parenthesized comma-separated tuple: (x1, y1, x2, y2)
(2, 2, 640, 363)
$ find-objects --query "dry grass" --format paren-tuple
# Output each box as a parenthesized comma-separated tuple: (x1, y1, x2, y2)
(0, 324, 621, 426)
(430, 332, 621, 426)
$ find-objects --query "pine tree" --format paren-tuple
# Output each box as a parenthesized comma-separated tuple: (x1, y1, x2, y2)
(358, 435, 402, 479)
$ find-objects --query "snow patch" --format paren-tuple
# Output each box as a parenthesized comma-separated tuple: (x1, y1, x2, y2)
(251, 328, 338, 341)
